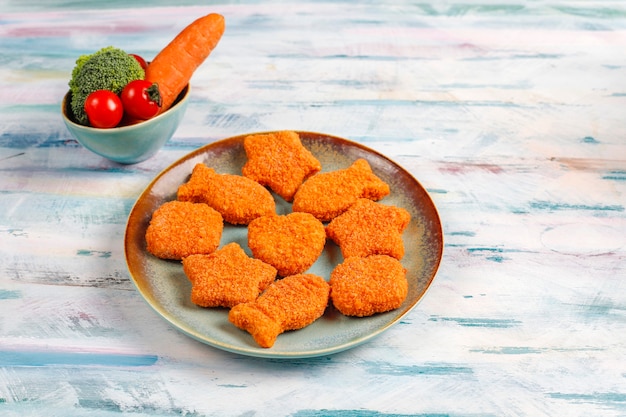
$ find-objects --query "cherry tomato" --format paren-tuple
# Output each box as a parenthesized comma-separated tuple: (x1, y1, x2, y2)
(84, 90, 123, 128)
(129, 54, 148, 71)
(120, 80, 162, 120)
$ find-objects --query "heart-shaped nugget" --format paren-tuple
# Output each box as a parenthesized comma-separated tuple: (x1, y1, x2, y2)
(248, 212, 326, 277)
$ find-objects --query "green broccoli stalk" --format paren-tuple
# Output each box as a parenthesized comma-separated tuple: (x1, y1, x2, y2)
(69, 46, 144, 125)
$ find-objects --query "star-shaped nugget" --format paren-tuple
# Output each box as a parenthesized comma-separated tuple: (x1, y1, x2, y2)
(326, 198, 411, 260)
(242, 131, 321, 202)
(182, 242, 277, 308)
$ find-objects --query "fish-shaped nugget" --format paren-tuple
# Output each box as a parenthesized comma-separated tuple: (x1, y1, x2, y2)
(326, 198, 411, 260)
(145, 200, 223, 260)
(228, 274, 330, 348)
(242, 131, 321, 202)
(182, 242, 277, 308)
(248, 212, 326, 277)
(292, 158, 390, 222)
(330, 255, 408, 317)
(177, 163, 275, 225)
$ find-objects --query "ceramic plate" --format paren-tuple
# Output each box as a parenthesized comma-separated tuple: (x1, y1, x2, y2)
(125, 131, 443, 358)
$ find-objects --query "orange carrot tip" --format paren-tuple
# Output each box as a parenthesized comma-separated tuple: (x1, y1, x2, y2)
(146, 13, 225, 113)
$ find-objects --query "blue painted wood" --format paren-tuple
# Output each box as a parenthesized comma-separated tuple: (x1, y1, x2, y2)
(1, 1, 625, 416)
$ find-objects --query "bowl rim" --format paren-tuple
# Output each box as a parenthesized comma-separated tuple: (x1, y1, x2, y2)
(61, 83, 190, 131)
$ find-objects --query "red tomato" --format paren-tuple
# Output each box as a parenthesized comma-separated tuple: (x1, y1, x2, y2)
(120, 80, 162, 120)
(84, 90, 123, 128)
(129, 54, 148, 71)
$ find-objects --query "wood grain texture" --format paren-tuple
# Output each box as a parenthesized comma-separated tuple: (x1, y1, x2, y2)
(0, 1, 625, 416)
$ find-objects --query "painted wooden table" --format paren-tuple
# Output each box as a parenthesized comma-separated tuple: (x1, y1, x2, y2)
(1, 1, 625, 416)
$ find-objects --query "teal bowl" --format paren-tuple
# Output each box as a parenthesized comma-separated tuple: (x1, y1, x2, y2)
(62, 85, 189, 164)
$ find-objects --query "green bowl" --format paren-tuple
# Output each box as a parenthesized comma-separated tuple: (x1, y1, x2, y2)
(61, 85, 190, 164)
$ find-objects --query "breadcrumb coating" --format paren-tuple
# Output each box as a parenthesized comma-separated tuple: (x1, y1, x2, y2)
(330, 255, 408, 317)
(145, 200, 223, 260)
(177, 163, 275, 225)
(248, 212, 326, 277)
(326, 198, 411, 260)
(228, 274, 330, 348)
(144, 145, 417, 346)
(182, 242, 277, 308)
(292, 158, 390, 222)
(242, 131, 322, 202)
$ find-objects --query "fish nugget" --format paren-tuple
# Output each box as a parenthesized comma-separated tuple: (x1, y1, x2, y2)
(248, 212, 326, 277)
(177, 163, 275, 225)
(242, 131, 321, 202)
(228, 274, 330, 348)
(145, 200, 223, 260)
(330, 255, 408, 317)
(292, 158, 390, 221)
(326, 198, 411, 260)
(182, 242, 277, 308)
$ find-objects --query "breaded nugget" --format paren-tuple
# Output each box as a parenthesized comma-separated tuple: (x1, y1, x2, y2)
(326, 198, 411, 260)
(242, 131, 322, 202)
(330, 255, 408, 317)
(145, 200, 223, 260)
(177, 163, 275, 225)
(248, 212, 326, 277)
(292, 158, 390, 221)
(182, 242, 277, 308)
(228, 274, 330, 348)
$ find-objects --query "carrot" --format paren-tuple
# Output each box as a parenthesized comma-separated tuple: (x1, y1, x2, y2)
(146, 13, 225, 113)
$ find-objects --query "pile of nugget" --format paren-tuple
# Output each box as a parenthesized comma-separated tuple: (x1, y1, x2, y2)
(145, 131, 411, 348)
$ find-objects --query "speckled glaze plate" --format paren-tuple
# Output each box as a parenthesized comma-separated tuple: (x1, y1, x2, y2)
(125, 131, 443, 358)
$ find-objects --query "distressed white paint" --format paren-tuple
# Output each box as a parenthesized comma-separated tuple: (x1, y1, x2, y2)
(0, 1, 625, 416)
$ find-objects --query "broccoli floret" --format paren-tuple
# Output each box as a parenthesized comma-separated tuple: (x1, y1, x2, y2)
(69, 46, 144, 125)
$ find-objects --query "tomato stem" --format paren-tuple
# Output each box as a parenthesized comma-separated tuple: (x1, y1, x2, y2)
(147, 83, 162, 107)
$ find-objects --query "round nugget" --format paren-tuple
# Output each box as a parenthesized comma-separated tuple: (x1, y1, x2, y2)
(248, 212, 326, 277)
(330, 255, 408, 317)
(145, 200, 223, 260)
